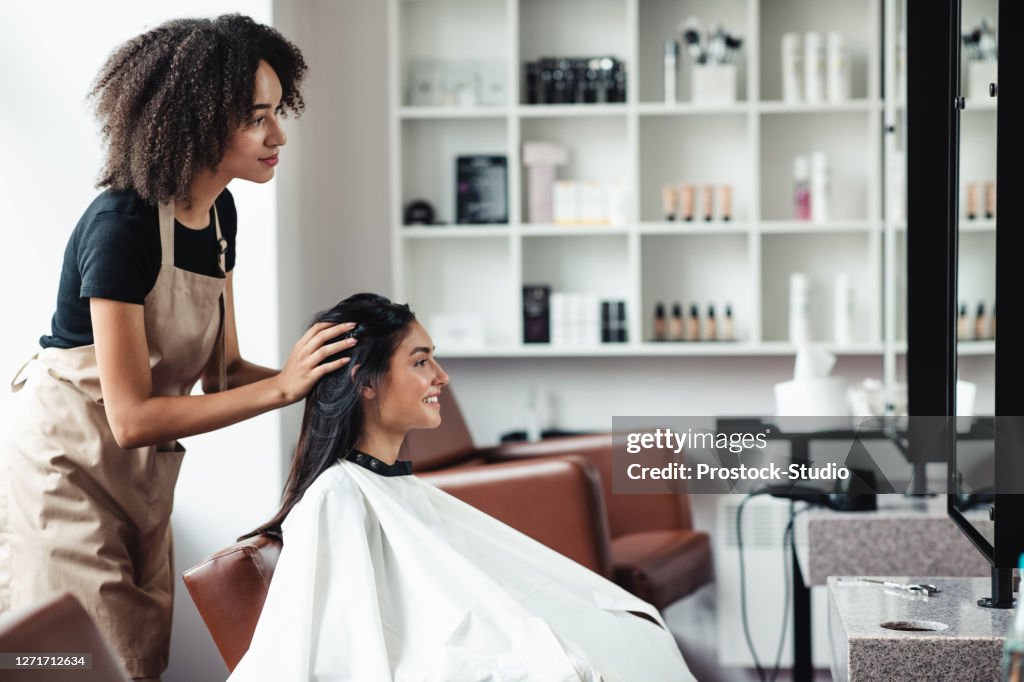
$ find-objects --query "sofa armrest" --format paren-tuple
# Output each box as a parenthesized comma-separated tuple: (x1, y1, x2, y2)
(420, 455, 613, 578)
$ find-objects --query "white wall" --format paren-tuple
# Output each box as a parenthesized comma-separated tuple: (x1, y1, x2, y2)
(0, 3, 279, 681)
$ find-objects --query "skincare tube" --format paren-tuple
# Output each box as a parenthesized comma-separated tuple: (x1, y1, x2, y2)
(810, 151, 829, 224)
(720, 184, 733, 221)
(702, 185, 714, 221)
(664, 39, 678, 104)
(833, 272, 853, 345)
(679, 183, 695, 221)
(985, 180, 996, 219)
(803, 32, 824, 103)
(966, 182, 979, 220)
(662, 185, 678, 221)
(826, 32, 851, 103)
(789, 273, 810, 344)
(782, 33, 803, 103)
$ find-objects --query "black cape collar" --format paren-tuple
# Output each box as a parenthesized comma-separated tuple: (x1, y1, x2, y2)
(345, 450, 413, 477)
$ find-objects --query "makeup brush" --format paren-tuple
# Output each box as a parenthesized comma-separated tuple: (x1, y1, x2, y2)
(681, 17, 705, 64)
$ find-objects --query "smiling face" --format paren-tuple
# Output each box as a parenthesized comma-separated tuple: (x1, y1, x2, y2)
(217, 59, 287, 183)
(368, 321, 449, 436)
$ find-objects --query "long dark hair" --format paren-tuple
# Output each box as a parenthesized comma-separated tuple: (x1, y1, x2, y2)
(241, 293, 415, 541)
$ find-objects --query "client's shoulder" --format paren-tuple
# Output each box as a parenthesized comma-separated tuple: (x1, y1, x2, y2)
(285, 463, 365, 528)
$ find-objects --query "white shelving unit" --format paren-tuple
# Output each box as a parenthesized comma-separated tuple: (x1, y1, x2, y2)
(387, 0, 993, 360)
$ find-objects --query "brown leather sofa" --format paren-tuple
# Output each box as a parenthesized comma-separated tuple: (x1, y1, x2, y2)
(184, 455, 611, 672)
(405, 390, 713, 609)
(0, 592, 130, 682)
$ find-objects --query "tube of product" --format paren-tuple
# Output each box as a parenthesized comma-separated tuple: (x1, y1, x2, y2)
(810, 151, 829, 224)
(794, 156, 811, 220)
(803, 32, 824, 104)
(826, 32, 851, 103)
(701, 185, 715, 221)
(985, 180, 996, 219)
(720, 184, 733, 221)
(662, 185, 678, 221)
(782, 33, 803, 103)
(664, 39, 678, 104)
(966, 182, 979, 220)
(789, 273, 810, 344)
(833, 272, 853, 345)
(679, 183, 695, 221)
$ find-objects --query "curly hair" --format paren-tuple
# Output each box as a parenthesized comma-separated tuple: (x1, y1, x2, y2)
(90, 14, 308, 207)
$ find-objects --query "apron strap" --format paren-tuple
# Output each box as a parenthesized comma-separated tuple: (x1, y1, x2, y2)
(10, 354, 38, 392)
(213, 203, 227, 392)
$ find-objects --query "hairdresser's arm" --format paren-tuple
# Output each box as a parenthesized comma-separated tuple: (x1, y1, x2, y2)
(201, 271, 276, 392)
(91, 297, 355, 450)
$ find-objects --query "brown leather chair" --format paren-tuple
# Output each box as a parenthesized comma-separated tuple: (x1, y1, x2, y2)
(0, 592, 130, 682)
(184, 455, 610, 672)
(406, 390, 713, 609)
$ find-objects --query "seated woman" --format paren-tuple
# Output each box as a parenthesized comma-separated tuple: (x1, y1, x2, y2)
(230, 293, 696, 681)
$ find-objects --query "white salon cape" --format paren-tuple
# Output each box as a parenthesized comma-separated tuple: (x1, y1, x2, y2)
(229, 455, 696, 682)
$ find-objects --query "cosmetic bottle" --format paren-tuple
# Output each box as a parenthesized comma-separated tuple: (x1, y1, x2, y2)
(705, 304, 717, 341)
(782, 33, 803, 103)
(985, 180, 996, 219)
(794, 156, 811, 220)
(670, 303, 684, 341)
(789, 273, 810, 344)
(654, 302, 667, 341)
(966, 182, 979, 220)
(702, 185, 715, 221)
(810, 152, 829, 224)
(957, 303, 969, 341)
(974, 302, 987, 340)
(679, 183, 695, 221)
(826, 32, 851, 103)
(664, 39, 678, 104)
(661, 185, 677, 221)
(723, 304, 735, 341)
(833, 272, 853, 345)
(803, 32, 824, 104)
(616, 301, 628, 342)
(687, 304, 700, 341)
(720, 184, 733, 222)
(601, 301, 612, 343)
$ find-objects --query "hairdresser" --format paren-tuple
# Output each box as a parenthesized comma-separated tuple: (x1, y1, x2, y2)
(0, 16, 353, 681)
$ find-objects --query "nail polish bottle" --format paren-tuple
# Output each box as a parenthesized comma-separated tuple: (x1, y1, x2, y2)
(654, 302, 667, 341)
(705, 304, 717, 341)
(957, 303, 968, 341)
(670, 303, 684, 341)
(687, 303, 700, 341)
(985, 180, 996, 219)
(723, 304, 735, 341)
(966, 182, 978, 220)
(974, 302, 987, 340)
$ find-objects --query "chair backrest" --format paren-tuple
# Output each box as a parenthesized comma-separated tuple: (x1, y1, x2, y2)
(182, 534, 282, 672)
(403, 388, 477, 470)
(0, 592, 129, 682)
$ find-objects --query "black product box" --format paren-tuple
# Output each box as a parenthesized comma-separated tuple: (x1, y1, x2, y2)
(523, 285, 551, 343)
(456, 155, 508, 224)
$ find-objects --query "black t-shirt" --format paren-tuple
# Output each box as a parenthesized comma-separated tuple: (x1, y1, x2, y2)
(40, 188, 237, 349)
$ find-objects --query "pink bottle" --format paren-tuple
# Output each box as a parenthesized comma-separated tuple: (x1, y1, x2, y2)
(794, 155, 811, 220)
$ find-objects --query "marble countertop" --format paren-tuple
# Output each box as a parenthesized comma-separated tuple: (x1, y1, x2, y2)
(794, 496, 991, 586)
(829, 576, 1013, 681)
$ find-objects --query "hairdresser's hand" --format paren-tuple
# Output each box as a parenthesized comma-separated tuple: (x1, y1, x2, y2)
(274, 322, 358, 404)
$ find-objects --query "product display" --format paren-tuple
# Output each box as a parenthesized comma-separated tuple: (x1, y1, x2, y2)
(523, 285, 552, 343)
(552, 180, 627, 226)
(456, 155, 508, 224)
(680, 18, 742, 104)
(523, 142, 569, 224)
(523, 57, 626, 105)
(407, 58, 507, 107)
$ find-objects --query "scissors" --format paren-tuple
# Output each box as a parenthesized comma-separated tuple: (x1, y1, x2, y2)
(856, 579, 941, 596)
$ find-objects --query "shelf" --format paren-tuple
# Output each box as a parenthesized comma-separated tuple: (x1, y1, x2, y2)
(434, 341, 894, 359)
(958, 219, 997, 232)
(639, 221, 751, 235)
(517, 104, 628, 118)
(957, 340, 995, 356)
(519, 224, 629, 236)
(963, 99, 997, 112)
(636, 102, 751, 116)
(760, 220, 878, 234)
(758, 100, 880, 114)
(400, 225, 511, 238)
(398, 106, 509, 120)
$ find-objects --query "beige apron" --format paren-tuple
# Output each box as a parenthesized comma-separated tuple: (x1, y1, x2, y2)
(0, 201, 226, 679)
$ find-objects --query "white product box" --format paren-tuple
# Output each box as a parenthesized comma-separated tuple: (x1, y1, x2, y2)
(605, 181, 627, 226)
(579, 181, 607, 225)
(476, 60, 507, 106)
(553, 181, 579, 225)
(692, 64, 737, 104)
(441, 60, 478, 107)
(428, 313, 485, 349)
(408, 59, 440, 106)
